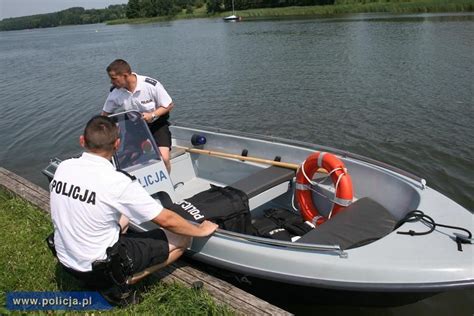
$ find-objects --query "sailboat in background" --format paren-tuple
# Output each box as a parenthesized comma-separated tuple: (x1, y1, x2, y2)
(223, 0, 241, 21)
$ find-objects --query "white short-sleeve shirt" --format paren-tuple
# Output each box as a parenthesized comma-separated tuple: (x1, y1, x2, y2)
(50, 152, 163, 272)
(103, 73, 172, 114)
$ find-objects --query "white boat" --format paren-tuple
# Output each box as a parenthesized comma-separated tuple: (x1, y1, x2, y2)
(223, 0, 241, 21)
(223, 15, 241, 21)
(42, 111, 473, 305)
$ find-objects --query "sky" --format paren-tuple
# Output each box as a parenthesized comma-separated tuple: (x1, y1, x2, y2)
(0, 0, 127, 20)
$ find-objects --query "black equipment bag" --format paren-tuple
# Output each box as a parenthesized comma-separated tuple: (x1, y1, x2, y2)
(251, 216, 293, 241)
(252, 208, 313, 241)
(168, 185, 253, 234)
(264, 208, 314, 236)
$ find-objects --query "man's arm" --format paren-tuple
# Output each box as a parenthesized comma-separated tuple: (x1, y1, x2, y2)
(101, 111, 112, 116)
(142, 81, 174, 123)
(152, 208, 218, 237)
(142, 102, 174, 122)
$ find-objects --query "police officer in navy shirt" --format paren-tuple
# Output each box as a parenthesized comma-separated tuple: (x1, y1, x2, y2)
(50, 116, 218, 304)
(102, 59, 174, 173)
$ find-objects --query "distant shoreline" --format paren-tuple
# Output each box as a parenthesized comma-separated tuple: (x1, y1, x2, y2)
(1, 0, 473, 31)
(107, 1, 474, 25)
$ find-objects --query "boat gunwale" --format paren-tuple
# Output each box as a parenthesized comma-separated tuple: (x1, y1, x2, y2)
(213, 228, 348, 257)
(171, 121, 426, 187)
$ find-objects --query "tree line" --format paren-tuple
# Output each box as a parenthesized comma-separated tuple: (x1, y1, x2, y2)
(125, 0, 334, 16)
(0, 0, 337, 31)
(0, 5, 126, 31)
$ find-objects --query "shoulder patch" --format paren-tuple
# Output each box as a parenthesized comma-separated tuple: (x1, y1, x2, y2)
(116, 169, 136, 181)
(145, 77, 157, 86)
(109, 85, 116, 92)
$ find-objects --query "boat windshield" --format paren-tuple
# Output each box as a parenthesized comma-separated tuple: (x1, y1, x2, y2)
(110, 111, 161, 170)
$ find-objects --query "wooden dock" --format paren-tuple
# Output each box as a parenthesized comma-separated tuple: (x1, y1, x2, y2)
(0, 167, 292, 315)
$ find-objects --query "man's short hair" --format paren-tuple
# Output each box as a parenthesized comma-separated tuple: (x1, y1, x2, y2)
(84, 116, 119, 152)
(106, 59, 132, 75)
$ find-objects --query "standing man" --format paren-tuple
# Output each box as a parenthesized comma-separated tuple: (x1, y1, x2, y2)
(50, 115, 218, 305)
(101, 59, 174, 173)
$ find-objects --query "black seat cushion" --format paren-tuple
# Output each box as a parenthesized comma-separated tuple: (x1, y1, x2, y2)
(297, 197, 397, 250)
(230, 166, 294, 199)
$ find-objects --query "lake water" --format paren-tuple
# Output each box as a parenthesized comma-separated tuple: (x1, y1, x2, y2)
(0, 12, 473, 315)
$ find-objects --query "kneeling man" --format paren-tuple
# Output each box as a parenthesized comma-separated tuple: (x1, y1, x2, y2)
(49, 115, 218, 305)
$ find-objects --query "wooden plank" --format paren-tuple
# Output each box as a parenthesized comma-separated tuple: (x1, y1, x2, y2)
(163, 263, 277, 315)
(0, 168, 49, 205)
(176, 262, 235, 292)
(150, 259, 291, 315)
(155, 261, 292, 316)
(0, 167, 293, 315)
(153, 264, 232, 310)
(0, 167, 50, 212)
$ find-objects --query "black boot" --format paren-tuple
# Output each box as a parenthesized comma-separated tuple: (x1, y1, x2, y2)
(99, 285, 140, 307)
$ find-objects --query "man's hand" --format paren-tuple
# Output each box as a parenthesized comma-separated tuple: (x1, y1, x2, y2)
(142, 112, 154, 123)
(153, 209, 218, 237)
(197, 220, 219, 237)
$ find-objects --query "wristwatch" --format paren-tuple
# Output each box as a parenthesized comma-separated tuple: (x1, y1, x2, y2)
(151, 112, 156, 120)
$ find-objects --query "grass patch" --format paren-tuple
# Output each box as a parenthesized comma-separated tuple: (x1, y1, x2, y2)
(227, 0, 474, 18)
(0, 190, 233, 315)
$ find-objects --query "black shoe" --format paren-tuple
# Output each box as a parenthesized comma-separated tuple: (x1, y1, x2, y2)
(100, 286, 141, 307)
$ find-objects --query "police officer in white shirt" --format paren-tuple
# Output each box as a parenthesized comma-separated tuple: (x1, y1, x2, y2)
(101, 59, 174, 173)
(50, 115, 218, 304)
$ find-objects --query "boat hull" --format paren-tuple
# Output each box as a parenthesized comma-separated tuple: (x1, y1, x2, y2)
(184, 257, 439, 307)
(223, 15, 241, 21)
(164, 123, 473, 294)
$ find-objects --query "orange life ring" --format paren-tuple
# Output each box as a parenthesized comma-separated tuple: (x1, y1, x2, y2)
(296, 152, 353, 225)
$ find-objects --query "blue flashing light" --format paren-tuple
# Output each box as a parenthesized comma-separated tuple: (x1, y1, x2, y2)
(191, 134, 207, 146)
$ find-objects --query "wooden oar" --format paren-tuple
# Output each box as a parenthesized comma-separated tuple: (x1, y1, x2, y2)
(176, 146, 327, 173)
